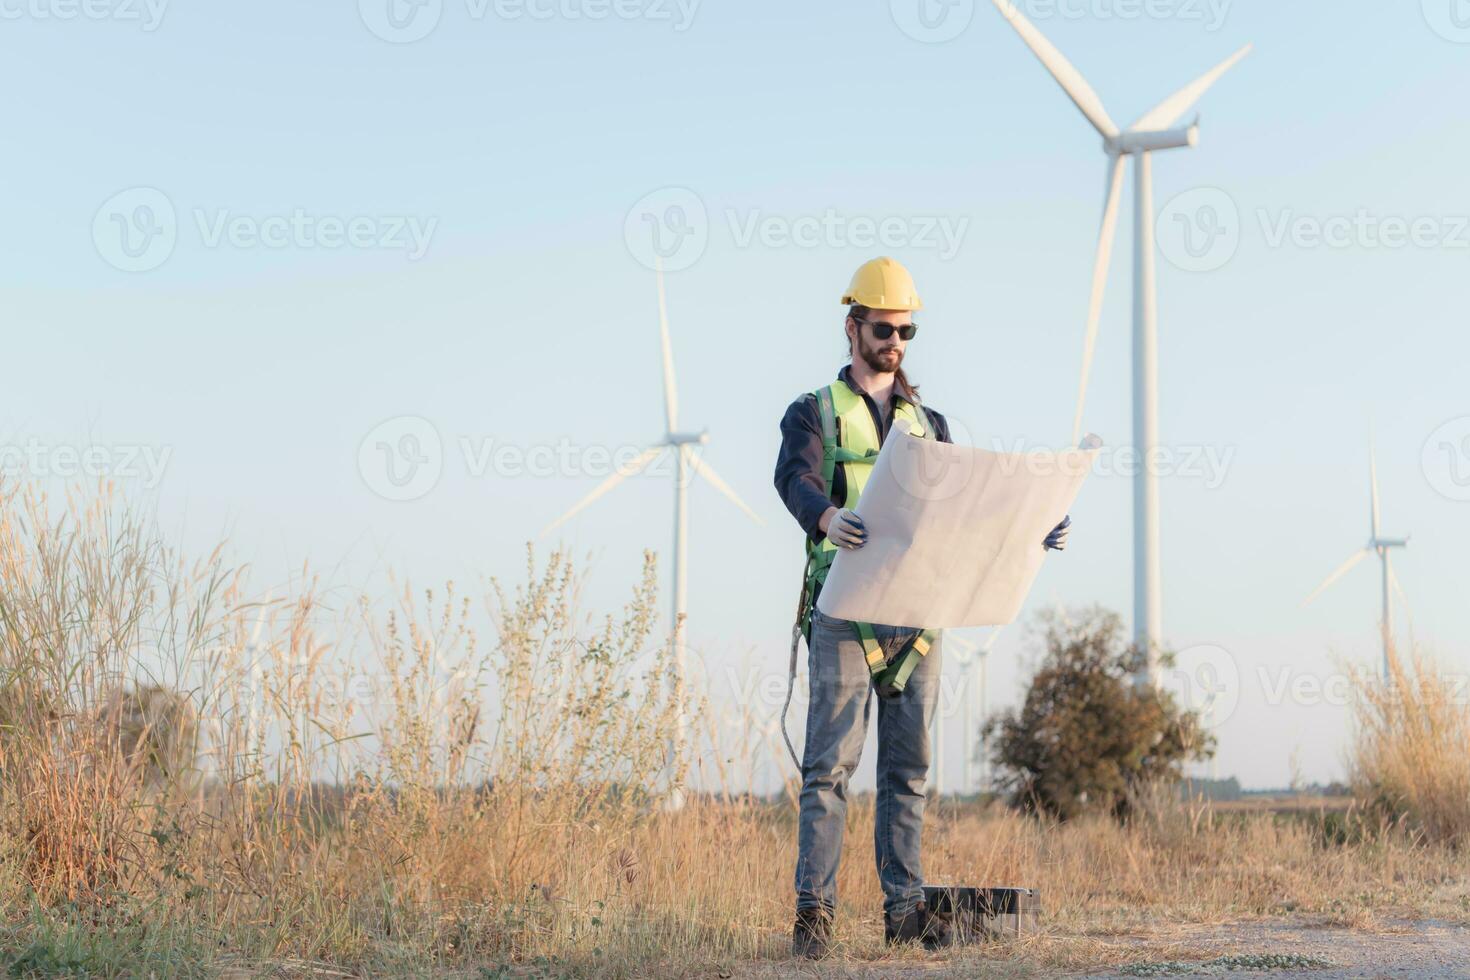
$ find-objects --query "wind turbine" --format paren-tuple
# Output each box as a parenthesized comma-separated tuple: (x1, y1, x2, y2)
(991, 0, 1252, 685)
(1302, 445, 1409, 680)
(934, 628, 1002, 797)
(540, 258, 764, 789)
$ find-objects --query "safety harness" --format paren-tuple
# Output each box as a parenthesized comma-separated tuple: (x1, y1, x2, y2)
(780, 379, 939, 770)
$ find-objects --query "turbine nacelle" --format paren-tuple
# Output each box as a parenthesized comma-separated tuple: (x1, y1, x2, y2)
(668, 430, 710, 447)
(1108, 121, 1199, 156)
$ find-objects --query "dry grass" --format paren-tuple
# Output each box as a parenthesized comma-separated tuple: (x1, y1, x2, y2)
(544, 792, 1468, 975)
(0, 480, 1466, 977)
(1350, 644, 1470, 847)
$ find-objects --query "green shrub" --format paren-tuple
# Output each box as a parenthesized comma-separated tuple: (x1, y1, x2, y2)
(986, 608, 1213, 820)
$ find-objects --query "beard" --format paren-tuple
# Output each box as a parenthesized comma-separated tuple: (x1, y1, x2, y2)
(858, 335, 904, 374)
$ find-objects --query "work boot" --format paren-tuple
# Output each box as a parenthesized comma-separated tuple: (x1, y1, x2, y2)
(884, 900, 953, 952)
(792, 906, 834, 959)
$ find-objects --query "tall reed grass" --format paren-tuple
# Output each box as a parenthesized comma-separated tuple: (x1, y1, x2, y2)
(1350, 644, 1470, 846)
(0, 480, 690, 972)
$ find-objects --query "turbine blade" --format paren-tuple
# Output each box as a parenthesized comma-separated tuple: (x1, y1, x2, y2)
(1302, 548, 1370, 606)
(1071, 155, 1126, 446)
(991, 0, 1119, 139)
(1129, 43, 1253, 132)
(540, 446, 666, 536)
(1369, 441, 1382, 541)
(688, 453, 764, 525)
(656, 257, 679, 434)
(982, 626, 1004, 654)
(947, 632, 977, 666)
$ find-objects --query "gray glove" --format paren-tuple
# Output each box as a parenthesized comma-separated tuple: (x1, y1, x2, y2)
(825, 508, 867, 550)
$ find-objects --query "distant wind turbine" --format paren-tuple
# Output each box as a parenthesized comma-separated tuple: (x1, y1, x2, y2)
(991, 0, 1252, 684)
(243, 590, 272, 781)
(540, 258, 764, 788)
(934, 628, 1002, 798)
(1302, 444, 1409, 680)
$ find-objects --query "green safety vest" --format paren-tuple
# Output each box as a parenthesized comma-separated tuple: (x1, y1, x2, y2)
(800, 380, 939, 700)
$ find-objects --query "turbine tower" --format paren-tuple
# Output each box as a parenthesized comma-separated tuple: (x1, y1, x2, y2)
(991, 0, 1252, 685)
(541, 258, 764, 791)
(1303, 445, 1409, 679)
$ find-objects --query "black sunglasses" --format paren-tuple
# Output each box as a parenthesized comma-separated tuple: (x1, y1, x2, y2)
(854, 317, 918, 341)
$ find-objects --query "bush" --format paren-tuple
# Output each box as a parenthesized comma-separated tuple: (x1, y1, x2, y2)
(985, 608, 1213, 821)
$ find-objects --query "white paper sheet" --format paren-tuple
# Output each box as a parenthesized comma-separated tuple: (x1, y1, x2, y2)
(815, 427, 1100, 628)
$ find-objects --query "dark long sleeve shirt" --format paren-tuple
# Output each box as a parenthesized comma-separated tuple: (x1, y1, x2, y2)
(774, 365, 953, 543)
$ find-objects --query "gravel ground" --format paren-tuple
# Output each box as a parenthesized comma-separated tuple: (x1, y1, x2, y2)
(1079, 919, 1470, 980)
(723, 917, 1470, 979)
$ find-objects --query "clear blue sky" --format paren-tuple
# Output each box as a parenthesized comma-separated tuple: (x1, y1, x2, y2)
(4, 0, 1467, 790)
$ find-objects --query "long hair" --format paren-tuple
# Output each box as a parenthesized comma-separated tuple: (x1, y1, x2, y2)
(846, 304, 920, 399)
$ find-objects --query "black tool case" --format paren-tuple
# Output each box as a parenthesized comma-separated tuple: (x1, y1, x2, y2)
(921, 885, 1040, 941)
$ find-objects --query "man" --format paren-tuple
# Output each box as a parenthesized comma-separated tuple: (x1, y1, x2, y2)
(773, 257, 1070, 959)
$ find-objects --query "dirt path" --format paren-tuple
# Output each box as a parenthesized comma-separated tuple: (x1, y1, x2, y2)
(725, 917, 1470, 979)
(1077, 919, 1470, 979)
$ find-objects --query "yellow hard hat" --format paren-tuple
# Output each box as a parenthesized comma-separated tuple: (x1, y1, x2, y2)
(841, 256, 923, 311)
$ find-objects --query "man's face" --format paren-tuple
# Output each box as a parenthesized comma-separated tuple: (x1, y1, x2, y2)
(849, 309, 912, 375)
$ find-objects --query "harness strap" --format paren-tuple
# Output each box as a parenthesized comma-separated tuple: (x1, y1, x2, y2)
(816, 385, 837, 495)
(854, 621, 938, 700)
(852, 621, 888, 674)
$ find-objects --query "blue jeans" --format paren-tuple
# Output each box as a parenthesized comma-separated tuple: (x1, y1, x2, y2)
(794, 606, 941, 918)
